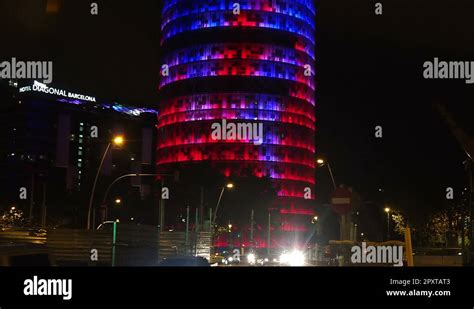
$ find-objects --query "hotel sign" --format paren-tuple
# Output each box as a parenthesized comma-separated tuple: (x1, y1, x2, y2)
(19, 81, 97, 103)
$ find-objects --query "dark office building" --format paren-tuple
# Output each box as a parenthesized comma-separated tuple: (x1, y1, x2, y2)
(0, 80, 158, 228)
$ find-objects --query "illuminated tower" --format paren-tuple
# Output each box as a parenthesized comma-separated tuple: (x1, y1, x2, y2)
(158, 0, 316, 247)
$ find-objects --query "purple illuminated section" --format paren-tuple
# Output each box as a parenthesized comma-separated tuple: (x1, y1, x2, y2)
(159, 93, 315, 119)
(162, 43, 315, 67)
(162, 0, 315, 31)
(161, 10, 315, 45)
(159, 59, 315, 90)
(158, 110, 315, 130)
(54, 99, 158, 117)
(57, 98, 84, 105)
(163, 0, 316, 15)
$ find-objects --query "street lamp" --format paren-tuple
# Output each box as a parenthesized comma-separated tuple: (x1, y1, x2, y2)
(384, 207, 391, 240)
(113, 135, 124, 146)
(100, 172, 176, 224)
(316, 158, 336, 189)
(115, 198, 122, 205)
(212, 182, 234, 226)
(311, 215, 318, 224)
(87, 135, 125, 230)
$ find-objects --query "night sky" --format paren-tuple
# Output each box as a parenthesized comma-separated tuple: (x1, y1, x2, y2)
(1, 0, 474, 229)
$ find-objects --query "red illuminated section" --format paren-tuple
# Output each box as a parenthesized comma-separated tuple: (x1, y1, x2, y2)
(159, 94, 315, 120)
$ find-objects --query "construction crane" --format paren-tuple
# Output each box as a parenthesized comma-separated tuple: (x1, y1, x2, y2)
(435, 104, 474, 160)
(435, 103, 473, 264)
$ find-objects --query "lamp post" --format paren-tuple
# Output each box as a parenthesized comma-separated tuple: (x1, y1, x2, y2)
(316, 158, 336, 190)
(212, 183, 234, 226)
(267, 212, 271, 256)
(384, 207, 391, 240)
(87, 135, 124, 230)
(100, 173, 174, 224)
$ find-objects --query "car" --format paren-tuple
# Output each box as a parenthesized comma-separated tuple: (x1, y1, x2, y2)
(0, 244, 54, 266)
(222, 253, 241, 265)
(158, 256, 210, 267)
(261, 254, 281, 266)
(210, 253, 226, 265)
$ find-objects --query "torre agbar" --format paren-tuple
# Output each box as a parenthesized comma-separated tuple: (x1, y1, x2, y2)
(158, 0, 316, 247)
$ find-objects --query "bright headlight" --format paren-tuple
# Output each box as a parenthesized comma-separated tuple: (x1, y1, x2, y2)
(288, 250, 305, 266)
(247, 253, 256, 264)
(279, 253, 290, 264)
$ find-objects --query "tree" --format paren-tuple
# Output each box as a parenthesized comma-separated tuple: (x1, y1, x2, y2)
(391, 212, 407, 236)
(0, 207, 26, 228)
(423, 202, 469, 247)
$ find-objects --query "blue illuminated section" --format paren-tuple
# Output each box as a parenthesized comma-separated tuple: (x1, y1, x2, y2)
(106, 104, 158, 116)
(163, 0, 316, 16)
(161, 10, 315, 45)
(162, 0, 315, 31)
(57, 98, 84, 105)
(159, 59, 315, 90)
(54, 99, 158, 117)
(162, 43, 315, 67)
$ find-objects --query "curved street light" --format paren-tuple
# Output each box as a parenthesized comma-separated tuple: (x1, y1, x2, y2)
(316, 158, 337, 190)
(100, 173, 174, 224)
(212, 183, 234, 226)
(87, 135, 125, 230)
